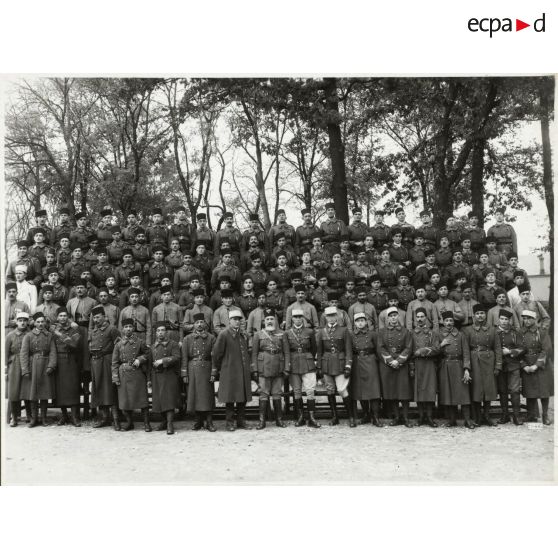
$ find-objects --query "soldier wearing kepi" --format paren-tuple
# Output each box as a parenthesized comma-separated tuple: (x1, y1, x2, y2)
(378, 307, 413, 427)
(410, 307, 441, 427)
(284, 308, 320, 428)
(181, 314, 217, 432)
(495, 308, 525, 425)
(252, 309, 289, 429)
(150, 322, 182, 435)
(463, 304, 502, 427)
(212, 308, 254, 431)
(316, 305, 355, 427)
(519, 310, 553, 425)
(438, 311, 475, 428)
(112, 318, 151, 432)
(89, 306, 121, 430)
(350, 312, 382, 427)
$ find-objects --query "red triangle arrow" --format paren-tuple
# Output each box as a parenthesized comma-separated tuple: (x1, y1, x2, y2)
(516, 19, 530, 31)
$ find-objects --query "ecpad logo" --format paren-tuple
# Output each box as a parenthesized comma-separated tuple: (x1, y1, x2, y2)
(468, 13, 546, 37)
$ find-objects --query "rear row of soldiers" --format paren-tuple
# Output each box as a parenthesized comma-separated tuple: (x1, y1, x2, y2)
(5, 202, 552, 433)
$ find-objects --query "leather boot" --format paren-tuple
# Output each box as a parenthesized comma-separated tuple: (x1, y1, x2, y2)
(192, 412, 204, 430)
(389, 401, 400, 426)
(328, 395, 339, 425)
(473, 402, 482, 426)
(111, 406, 120, 431)
(205, 412, 217, 432)
(273, 399, 287, 427)
(70, 406, 82, 427)
(9, 402, 19, 427)
(482, 401, 497, 427)
(425, 402, 438, 428)
(39, 401, 50, 426)
(82, 382, 90, 421)
(143, 408, 152, 432)
(93, 406, 111, 428)
(294, 398, 305, 427)
(225, 403, 236, 431)
(401, 400, 412, 427)
(525, 398, 538, 422)
(307, 399, 321, 428)
(256, 400, 268, 430)
(445, 405, 457, 427)
(156, 412, 168, 431)
(236, 403, 252, 429)
(463, 405, 476, 429)
(24, 400, 32, 423)
(371, 400, 383, 427)
(166, 410, 175, 435)
(542, 398, 551, 426)
(498, 391, 511, 423)
(343, 397, 357, 427)
(28, 402, 39, 428)
(511, 393, 523, 425)
(359, 400, 371, 424)
(123, 410, 134, 431)
(58, 407, 69, 426)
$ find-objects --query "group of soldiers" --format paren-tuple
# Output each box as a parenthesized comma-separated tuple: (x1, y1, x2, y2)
(4, 202, 553, 434)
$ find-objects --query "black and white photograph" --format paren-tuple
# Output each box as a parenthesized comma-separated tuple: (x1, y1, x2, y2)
(1, 75, 554, 484)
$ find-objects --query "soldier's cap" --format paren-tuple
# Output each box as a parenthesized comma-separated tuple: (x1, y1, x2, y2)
(508, 252, 518, 259)
(127, 210, 138, 217)
(87, 234, 98, 243)
(275, 208, 286, 216)
(33, 228, 46, 236)
(220, 249, 232, 256)
(328, 291, 340, 301)
(275, 250, 287, 258)
(274, 231, 286, 240)
(353, 312, 367, 321)
(56, 306, 69, 315)
(387, 290, 399, 300)
(424, 248, 435, 257)
(513, 270, 525, 279)
(427, 268, 440, 278)
(97, 248, 108, 256)
(255, 289, 266, 298)
(122, 248, 133, 256)
(494, 206, 506, 214)
(437, 279, 449, 289)
(478, 249, 489, 257)
(42, 285, 54, 292)
(316, 270, 328, 280)
(486, 236, 497, 244)
(324, 306, 338, 315)
(58, 207, 70, 215)
(250, 252, 262, 261)
(295, 285, 307, 293)
(160, 285, 172, 294)
(110, 226, 121, 234)
(369, 273, 381, 283)
(263, 308, 275, 318)
(467, 211, 476, 218)
(352, 206, 362, 214)
(331, 250, 342, 257)
(219, 275, 231, 283)
(16, 311, 29, 320)
(374, 209, 385, 216)
(291, 308, 305, 317)
(396, 268, 409, 279)
(192, 313, 206, 322)
(355, 285, 368, 294)
(499, 309, 513, 319)
(249, 213, 259, 221)
(290, 271, 302, 280)
(414, 307, 427, 316)
(340, 234, 349, 242)
(325, 202, 335, 210)
(223, 211, 233, 218)
(46, 267, 59, 275)
(301, 207, 312, 217)
(15, 264, 28, 274)
(228, 309, 243, 319)
(97, 288, 109, 295)
(482, 268, 496, 278)
(33, 312, 45, 321)
(46, 248, 56, 256)
(128, 287, 141, 295)
(154, 320, 168, 329)
(152, 208, 163, 216)
(419, 209, 431, 217)
(191, 288, 205, 297)
(494, 288, 507, 297)
(452, 249, 463, 256)
(473, 304, 485, 314)
(35, 209, 47, 218)
(438, 232, 449, 241)
(394, 207, 405, 215)
(100, 209, 113, 217)
(356, 247, 367, 254)
(519, 283, 531, 293)
(121, 318, 134, 326)
(176, 206, 186, 212)
(152, 247, 167, 255)
(412, 230, 424, 239)
(220, 289, 233, 298)
(414, 282, 426, 291)
(310, 231, 322, 240)
(521, 310, 536, 319)
(5, 282, 17, 291)
(386, 306, 399, 316)
(73, 279, 86, 287)
(453, 271, 466, 280)
(75, 211, 86, 220)
(460, 233, 471, 241)
(441, 311, 454, 320)
(16, 240, 29, 248)
(196, 213, 207, 220)
(391, 227, 403, 237)
(70, 242, 82, 251)
(134, 227, 146, 235)
(462, 282, 473, 291)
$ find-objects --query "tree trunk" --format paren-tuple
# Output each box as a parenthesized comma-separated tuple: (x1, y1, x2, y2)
(539, 79, 554, 334)
(470, 138, 485, 223)
(323, 78, 349, 223)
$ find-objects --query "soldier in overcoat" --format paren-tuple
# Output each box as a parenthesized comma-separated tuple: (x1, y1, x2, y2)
(20, 312, 57, 427)
(252, 310, 289, 429)
(51, 307, 82, 427)
(350, 312, 382, 427)
(410, 307, 440, 427)
(150, 322, 182, 435)
(211, 309, 254, 431)
(284, 308, 320, 427)
(463, 305, 502, 427)
(181, 314, 217, 432)
(519, 310, 553, 425)
(378, 307, 413, 427)
(316, 306, 355, 427)
(438, 311, 475, 428)
(112, 318, 151, 432)
(89, 306, 121, 430)
(5, 312, 30, 427)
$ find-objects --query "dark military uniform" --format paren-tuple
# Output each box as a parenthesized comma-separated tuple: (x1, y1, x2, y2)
(369, 223, 391, 250)
(252, 328, 288, 405)
(410, 326, 440, 403)
(320, 218, 348, 257)
(27, 225, 53, 246)
(520, 325, 553, 401)
(295, 224, 320, 256)
(347, 221, 369, 252)
(486, 223, 517, 256)
(95, 223, 113, 249)
(89, 321, 120, 407)
(20, 329, 57, 402)
(50, 223, 73, 247)
(150, 339, 182, 413)
(438, 326, 471, 406)
(416, 225, 439, 251)
(350, 328, 381, 401)
(70, 227, 92, 249)
(214, 226, 242, 257)
(181, 331, 216, 412)
(90, 263, 117, 287)
(378, 325, 413, 402)
(146, 223, 169, 253)
(52, 323, 81, 408)
(169, 221, 194, 252)
(496, 325, 524, 422)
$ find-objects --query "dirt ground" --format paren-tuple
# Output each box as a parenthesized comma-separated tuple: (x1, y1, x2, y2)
(2, 405, 555, 484)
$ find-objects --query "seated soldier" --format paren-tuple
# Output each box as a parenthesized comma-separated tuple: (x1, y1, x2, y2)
(367, 274, 388, 313)
(183, 288, 213, 336)
(502, 252, 528, 290)
(378, 291, 406, 329)
(213, 289, 245, 334)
